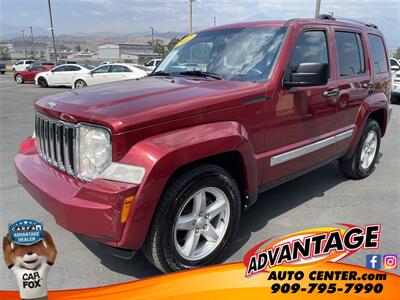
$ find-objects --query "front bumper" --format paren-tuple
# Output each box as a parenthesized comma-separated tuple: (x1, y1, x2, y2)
(15, 137, 139, 245)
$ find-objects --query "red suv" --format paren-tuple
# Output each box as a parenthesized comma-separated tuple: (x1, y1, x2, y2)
(15, 16, 391, 273)
(14, 65, 53, 84)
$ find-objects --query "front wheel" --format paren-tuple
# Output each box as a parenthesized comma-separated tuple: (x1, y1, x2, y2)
(37, 77, 48, 88)
(338, 119, 381, 179)
(143, 164, 241, 273)
(74, 79, 87, 89)
(15, 74, 24, 84)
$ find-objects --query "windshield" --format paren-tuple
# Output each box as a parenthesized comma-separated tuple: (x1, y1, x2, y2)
(155, 26, 287, 82)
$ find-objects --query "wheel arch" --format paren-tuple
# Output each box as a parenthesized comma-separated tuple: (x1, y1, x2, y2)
(112, 121, 258, 249)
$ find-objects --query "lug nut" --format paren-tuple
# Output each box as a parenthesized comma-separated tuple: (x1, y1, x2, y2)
(193, 220, 197, 225)
(203, 224, 207, 229)
(205, 214, 209, 219)
(195, 228, 199, 233)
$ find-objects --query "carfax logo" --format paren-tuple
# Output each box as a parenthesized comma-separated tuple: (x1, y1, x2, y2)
(3, 219, 57, 300)
(243, 224, 380, 277)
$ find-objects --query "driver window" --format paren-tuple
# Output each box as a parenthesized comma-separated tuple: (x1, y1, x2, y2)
(92, 65, 110, 74)
(53, 66, 67, 72)
(287, 30, 329, 75)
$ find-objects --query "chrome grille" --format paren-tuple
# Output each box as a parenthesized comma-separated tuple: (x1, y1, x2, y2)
(35, 112, 77, 176)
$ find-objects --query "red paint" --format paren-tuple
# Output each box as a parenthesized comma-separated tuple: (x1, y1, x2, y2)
(15, 19, 391, 250)
(14, 65, 52, 82)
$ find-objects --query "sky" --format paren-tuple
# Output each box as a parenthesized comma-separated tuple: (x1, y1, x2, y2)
(0, 0, 399, 46)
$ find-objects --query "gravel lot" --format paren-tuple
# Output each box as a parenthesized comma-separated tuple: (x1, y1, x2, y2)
(1, 73, 399, 290)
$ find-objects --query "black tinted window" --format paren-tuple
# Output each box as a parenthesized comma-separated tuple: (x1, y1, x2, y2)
(289, 31, 328, 69)
(66, 65, 81, 71)
(335, 31, 365, 77)
(109, 65, 130, 72)
(53, 66, 67, 72)
(368, 34, 388, 74)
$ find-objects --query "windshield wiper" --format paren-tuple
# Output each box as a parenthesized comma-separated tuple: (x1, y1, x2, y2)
(151, 71, 171, 76)
(178, 70, 222, 80)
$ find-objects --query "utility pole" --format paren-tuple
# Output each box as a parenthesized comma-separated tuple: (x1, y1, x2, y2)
(29, 26, 35, 59)
(188, 0, 196, 33)
(315, 0, 321, 17)
(150, 27, 154, 54)
(213, 16, 216, 27)
(21, 30, 28, 58)
(48, 0, 58, 65)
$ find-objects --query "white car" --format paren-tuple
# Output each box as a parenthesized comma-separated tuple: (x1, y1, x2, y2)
(144, 58, 162, 71)
(12, 60, 35, 72)
(390, 58, 400, 103)
(72, 63, 148, 89)
(35, 64, 93, 88)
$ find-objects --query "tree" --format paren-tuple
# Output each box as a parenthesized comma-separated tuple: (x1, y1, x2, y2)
(167, 37, 180, 52)
(153, 39, 166, 56)
(393, 47, 400, 60)
(0, 45, 10, 60)
(75, 44, 81, 52)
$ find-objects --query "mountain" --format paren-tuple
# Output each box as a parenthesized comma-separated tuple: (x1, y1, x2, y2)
(0, 23, 49, 40)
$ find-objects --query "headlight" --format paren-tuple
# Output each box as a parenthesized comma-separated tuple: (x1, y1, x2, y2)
(76, 124, 112, 181)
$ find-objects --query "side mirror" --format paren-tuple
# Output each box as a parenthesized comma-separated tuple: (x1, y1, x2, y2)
(51, 69, 54, 73)
(284, 62, 329, 88)
(89, 70, 94, 76)
(391, 65, 400, 72)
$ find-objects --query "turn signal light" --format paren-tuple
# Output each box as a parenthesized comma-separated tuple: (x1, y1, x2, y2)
(121, 195, 135, 223)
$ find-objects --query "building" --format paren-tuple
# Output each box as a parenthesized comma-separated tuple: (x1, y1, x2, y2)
(97, 43, 158, 64)
(7, 41, 49, 60)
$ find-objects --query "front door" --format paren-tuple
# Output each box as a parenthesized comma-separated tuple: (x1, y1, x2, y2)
(263, 27, 340, 183)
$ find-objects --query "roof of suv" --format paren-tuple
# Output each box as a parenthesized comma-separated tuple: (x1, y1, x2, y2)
(202, 18, 382, 35)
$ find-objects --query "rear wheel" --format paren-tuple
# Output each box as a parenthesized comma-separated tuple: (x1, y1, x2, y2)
(37, 77, 48, 88)
(15, 74, 24, 84)
(143, 164, 241, 273)
(74, 79, 87, 89)
(338, 119, 381, 179)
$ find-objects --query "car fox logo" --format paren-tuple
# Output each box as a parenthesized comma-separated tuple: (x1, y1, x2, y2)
(3, 220, 57, 300)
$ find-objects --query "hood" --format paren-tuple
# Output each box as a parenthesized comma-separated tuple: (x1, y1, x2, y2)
(35, 76, 264, 133)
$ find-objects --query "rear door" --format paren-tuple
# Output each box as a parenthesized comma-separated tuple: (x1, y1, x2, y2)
(264, 26, 340, 183)
(330, 28, 371, 132)
(108, 65, 131, 82)
(367, 34, 391, 99)
(62, 65, 82, 85)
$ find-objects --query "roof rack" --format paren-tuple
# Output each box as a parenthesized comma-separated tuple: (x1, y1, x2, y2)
(316, 14, 378, 29)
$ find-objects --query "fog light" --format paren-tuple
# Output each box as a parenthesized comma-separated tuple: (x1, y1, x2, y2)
(121, 195, 135, 223)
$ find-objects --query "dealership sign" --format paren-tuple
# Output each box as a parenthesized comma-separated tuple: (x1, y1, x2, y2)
(243, 224, 381, 276)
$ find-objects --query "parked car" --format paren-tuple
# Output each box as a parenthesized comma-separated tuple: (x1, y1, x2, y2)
(15, 16, 391, 273)
(133, 64, 152, 75)
(72, 63, 148, 89)
(14, 65, 53, 84)
(57, 59, 77, 65)
(144, 58, 162, 71)
(34, 64, 94, 87)
(12, 60, 35, 72)
(390, 58, 400, 103)
(0, 63, 6, 74)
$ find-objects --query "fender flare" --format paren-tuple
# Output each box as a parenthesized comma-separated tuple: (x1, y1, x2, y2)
(348, 91, 388, 152)
(114, 121, 258, 249)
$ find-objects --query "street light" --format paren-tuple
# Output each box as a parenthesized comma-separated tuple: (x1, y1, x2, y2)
(29, 26, 35, 59)
(150, 27, 154, 54)
(21, 30, 28, 58)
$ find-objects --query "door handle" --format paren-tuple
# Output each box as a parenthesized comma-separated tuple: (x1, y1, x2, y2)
(323, 88, 340, 97)
(363, 82, 375, 90)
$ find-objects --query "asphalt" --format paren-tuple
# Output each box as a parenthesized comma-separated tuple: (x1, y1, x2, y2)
(0, 74, 399, 290)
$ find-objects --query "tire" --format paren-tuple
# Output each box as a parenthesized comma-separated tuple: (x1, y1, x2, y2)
(338, 119, 381, 179)
(143, 164, 241, 273)
(74, 79, 87, 89)
(15, 74, 24, 84)
(37, 77, 48, 88)
(391, 95, 400, 104)
(1, 71, 5, 75)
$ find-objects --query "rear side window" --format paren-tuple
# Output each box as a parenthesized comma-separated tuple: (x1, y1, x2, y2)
(288, 30, 329, 72)
(368, 34, 388, 74)
(335, 31, 365, 77)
